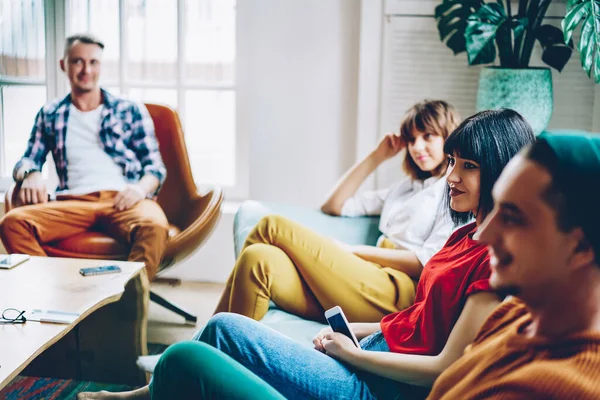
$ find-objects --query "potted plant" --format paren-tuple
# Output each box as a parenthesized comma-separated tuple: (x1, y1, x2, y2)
(435, 0, 598, 134)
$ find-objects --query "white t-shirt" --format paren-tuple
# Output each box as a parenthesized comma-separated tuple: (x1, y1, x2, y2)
(340, 175, 455, 266)
(59, 104, 129, 195)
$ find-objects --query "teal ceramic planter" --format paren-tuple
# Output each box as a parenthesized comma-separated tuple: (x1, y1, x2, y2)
(476, 67, 553, 135)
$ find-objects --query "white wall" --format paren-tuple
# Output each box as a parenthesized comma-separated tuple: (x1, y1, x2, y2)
(242, 0, 361, 206)
(165, 0, 363, 281)
(160, 208, 236, 283)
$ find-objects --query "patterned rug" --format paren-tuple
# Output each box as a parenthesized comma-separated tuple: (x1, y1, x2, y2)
(0, 377, 135, 400)
(0, 343, 168, 400)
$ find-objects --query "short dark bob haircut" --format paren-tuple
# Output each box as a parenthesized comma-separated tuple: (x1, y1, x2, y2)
(443, 109, 536, 225)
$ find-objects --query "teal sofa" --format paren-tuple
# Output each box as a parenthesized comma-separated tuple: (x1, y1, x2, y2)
(233, 200, 382, 346)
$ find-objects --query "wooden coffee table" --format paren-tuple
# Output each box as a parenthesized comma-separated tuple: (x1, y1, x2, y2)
(0, 256, 149, 390)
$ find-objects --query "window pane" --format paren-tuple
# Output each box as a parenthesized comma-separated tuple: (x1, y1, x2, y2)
(127, 88, 177, 109)
(2, 86, 48, 177)
(126, 0, 177, 83)
(185, 0, 235, 84)
(0, 0, 46, 79)
(184, 90, 235, 186)
(67, 0, 120, 83)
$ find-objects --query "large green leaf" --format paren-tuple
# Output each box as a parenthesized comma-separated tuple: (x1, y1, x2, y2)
(537, 24, 574, 72)
(562, 0, 600, 83)
(435, 0, 484, 55)
(465, 3, 508, 65)
(563, 2, 590, 43)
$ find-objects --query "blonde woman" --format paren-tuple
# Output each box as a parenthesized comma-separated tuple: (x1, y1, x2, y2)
(215, 100, 461, 323)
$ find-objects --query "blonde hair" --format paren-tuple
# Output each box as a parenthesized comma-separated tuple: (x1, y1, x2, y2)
(399, 100, 461, 180)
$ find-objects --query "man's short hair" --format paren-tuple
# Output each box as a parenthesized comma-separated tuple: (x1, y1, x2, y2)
(527, 136, 600, 264)
(64, 33, 104, 58)
(526, 141, 576, 233)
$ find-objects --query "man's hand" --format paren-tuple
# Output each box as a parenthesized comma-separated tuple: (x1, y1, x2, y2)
(18, 171, 48, 205)
(372, 132, 406, 162)
(114, 184, 146, 211)
(321, 332, 361, 362)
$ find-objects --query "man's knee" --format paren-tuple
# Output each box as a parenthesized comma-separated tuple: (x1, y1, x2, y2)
(152, 341, 211, 397)
(134, 200, 168, 226)
(0, 209, 31, 235)
(158, 341, 204, 372)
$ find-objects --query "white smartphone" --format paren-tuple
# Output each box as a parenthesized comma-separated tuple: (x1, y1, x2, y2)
(324, 306, 361, 348)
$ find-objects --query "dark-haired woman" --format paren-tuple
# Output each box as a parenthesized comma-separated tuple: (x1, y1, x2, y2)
(78, 109, 536, 400)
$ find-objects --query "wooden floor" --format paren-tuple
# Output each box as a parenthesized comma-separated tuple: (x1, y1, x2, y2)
(148, 281, 225, 345)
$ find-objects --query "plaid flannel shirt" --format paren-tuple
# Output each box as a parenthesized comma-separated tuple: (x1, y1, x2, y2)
(14, 89, 166, 195)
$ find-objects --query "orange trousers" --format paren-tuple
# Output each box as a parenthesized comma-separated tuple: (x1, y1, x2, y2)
(0, 191, 169, 280)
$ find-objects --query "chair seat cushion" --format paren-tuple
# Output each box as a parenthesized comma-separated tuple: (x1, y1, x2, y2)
(45, 224, 181, 258)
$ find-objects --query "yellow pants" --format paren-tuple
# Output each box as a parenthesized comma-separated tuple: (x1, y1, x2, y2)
(215, 215, 417, 323)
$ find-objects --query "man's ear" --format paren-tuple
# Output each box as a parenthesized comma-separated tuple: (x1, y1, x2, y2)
(59, 58, 66, 72)
(571, 228, 595, 270)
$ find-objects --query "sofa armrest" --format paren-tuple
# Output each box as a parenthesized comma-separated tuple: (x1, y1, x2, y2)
(234, 200, 381, 258)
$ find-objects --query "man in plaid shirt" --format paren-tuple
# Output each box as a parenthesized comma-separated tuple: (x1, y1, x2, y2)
(0, 33, 169, 280)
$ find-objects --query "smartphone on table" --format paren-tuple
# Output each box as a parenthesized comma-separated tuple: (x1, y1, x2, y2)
(324, 306, 361, 348)
(79, 265, 122, 276)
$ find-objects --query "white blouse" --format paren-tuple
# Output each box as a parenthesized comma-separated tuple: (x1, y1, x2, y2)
(340, 175, 454, 266)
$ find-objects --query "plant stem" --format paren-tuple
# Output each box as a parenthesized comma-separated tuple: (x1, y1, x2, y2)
(518, 0, 527, 16)
(514, 0, 529, 63)
(520, 0, 552, 67)
(505, 0, 513, 66)
(499, 0, 515, 67)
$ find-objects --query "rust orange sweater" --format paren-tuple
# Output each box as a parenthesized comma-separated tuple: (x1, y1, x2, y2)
(428, 299, 600, 399)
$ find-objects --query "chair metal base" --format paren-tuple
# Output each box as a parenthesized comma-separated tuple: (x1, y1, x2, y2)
(150, 291, 198, 324)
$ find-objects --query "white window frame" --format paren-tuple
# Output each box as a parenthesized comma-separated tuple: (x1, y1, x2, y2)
(66, 0, 248, 200)
(0, 0, 65, 192)
(0, 0, 248, 200)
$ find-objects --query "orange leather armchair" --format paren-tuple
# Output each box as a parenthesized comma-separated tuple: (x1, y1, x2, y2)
(4, 104, 223, 323)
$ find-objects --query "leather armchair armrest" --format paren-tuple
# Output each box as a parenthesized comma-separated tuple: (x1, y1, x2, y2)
(4, 182, 21, 213)
(160, 187, 224, 270)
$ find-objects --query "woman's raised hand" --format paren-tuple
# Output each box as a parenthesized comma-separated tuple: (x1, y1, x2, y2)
(373, 132, 406, 162)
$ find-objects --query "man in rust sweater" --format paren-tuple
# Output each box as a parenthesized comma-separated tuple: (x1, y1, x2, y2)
(428, 132, 600, 399)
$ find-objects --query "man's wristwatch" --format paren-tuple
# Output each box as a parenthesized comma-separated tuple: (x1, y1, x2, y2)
(22, 168, 39, 181)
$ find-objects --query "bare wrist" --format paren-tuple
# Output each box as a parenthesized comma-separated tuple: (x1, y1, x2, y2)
(345, 346, 365, 366)
(130, 184, 147, 198)
(368, 151, 385, 165)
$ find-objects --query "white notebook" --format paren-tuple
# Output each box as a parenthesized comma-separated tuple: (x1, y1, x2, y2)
(0, 254, 31, 269)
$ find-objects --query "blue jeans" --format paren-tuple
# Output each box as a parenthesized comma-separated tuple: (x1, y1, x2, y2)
(195, 313, 428, 400)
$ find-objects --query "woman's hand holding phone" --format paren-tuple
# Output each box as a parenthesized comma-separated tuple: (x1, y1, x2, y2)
(320, 331, 362, 362)
(313, 326, 333, 352)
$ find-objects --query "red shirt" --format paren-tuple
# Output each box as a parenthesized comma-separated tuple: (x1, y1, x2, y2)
(380, 222, 491, 355)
